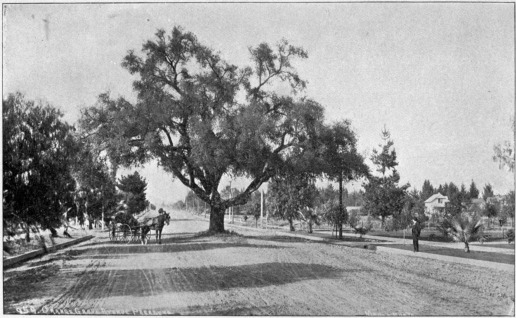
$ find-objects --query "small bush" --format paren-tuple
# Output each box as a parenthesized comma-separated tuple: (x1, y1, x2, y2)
(507, 229, 514, 244)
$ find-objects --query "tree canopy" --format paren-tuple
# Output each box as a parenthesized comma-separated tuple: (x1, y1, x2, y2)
(363, 128, 409, 225)
(117, 171, 149, 215)
(267, 172, 318, 231)
(79, 26, 365, 232)
(3, 93, 78, 231)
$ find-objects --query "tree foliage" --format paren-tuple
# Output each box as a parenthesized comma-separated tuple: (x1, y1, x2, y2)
(117, 172, 149, 215)
(420, 179, 434, 202)
(267, 173, 317, 231)
(363, 128, 409, 226)
(3, 93, 78, 234)
(79, 26, 339, 232)
(440, 213, 483, 253)
(502, 191, 515, 225)
(483, 202, 499, 220)
(469, 180, 479, 199)
(443, 182, 467, 216)
(312, 121, 369, 238)
(482, 183, 494, 201)
(492, 118, 514, 172)
(71, 142, 119, 225)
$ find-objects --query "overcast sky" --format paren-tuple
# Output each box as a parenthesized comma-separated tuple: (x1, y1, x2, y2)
(3, 3, 514, 205)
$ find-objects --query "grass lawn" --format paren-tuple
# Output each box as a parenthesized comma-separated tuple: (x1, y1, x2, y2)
(367, 229, 511, 244)
(382, 244, 515, 265)
(474, 243, 515, 250)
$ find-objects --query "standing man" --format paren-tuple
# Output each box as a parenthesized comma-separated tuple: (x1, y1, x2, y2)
(156, 208, 167, 244)
(411, 218, 421, 252)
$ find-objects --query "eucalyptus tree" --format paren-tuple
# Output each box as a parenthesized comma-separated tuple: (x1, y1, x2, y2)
(80, 26, 329, 233)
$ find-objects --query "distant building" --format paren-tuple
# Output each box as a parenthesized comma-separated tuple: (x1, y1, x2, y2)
(424, 193, 449, 216)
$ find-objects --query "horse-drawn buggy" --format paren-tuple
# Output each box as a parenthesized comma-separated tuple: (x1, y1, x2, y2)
(108, 208, 170, 244)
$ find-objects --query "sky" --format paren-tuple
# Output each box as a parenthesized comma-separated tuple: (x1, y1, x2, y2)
(3, 2, 515, 206)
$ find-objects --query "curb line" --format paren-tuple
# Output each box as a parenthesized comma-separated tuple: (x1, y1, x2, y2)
(3, 235, 94, 269)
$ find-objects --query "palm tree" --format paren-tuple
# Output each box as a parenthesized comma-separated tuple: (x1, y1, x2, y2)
(444, 213, 483, 252)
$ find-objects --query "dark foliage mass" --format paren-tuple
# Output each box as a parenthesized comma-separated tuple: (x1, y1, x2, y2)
(79, 26, 367, 232)
(3, 93, 78, 234)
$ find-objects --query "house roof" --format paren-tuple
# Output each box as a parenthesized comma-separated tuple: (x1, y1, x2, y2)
(424, 193, 449, 203)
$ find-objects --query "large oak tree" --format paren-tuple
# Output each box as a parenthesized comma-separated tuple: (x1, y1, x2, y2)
(80, 27, 333, 232)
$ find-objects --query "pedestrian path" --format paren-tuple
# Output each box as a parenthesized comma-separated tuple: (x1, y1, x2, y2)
(340, 232, 515, 255)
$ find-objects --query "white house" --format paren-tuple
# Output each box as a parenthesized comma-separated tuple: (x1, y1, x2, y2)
(424, 193, 449, 217)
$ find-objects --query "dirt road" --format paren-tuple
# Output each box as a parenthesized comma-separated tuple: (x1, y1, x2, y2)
(4, 210, 514, 315)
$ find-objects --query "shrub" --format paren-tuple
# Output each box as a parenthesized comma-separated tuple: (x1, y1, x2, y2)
(507, 229, 514, 244)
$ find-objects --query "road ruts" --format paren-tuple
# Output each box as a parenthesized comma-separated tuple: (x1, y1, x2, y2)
(3, 210, 514, 315)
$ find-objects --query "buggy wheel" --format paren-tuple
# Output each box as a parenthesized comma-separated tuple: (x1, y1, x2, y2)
(118, 224, 131, 243)
(131, 227, 141, 244)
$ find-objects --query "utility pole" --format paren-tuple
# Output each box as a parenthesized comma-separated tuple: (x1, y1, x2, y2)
(229, 181, 234, 224)
(101, 186, 104, 231)
(261, 188, 264, 228)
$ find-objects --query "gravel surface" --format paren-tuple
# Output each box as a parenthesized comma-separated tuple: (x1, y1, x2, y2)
(3, 210, 514, 315)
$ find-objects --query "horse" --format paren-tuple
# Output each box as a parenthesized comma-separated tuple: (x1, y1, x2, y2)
(141, 212, 170, 244)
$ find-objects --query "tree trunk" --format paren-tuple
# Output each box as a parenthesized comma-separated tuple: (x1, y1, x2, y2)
(208, 205, 225, 233)
(50, 228, 58, 237)
(339, 173, 343, 239)
(288, 218, 295, 231)
(25, 226, 31, 243)
(464, 241, 470, 253)
(308, 220, 313, 234)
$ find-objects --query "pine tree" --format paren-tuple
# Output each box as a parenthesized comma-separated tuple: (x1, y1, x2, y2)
(469, 180, 479, 199)
(363, 128, 409, 227)
(421, 180, 434, 201)
(482, 183, 494, 201)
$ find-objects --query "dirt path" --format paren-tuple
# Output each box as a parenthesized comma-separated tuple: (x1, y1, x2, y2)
(4, 210, 514, 315)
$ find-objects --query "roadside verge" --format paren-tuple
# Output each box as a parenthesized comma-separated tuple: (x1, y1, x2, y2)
(376, 245, 514, 272)
(3, 235, 94, 269)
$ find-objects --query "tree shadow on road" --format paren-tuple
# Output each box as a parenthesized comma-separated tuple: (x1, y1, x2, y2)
(65, 262, 365, 298)
(68, 241, 286, 258)
(246, 235, 318, 244)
